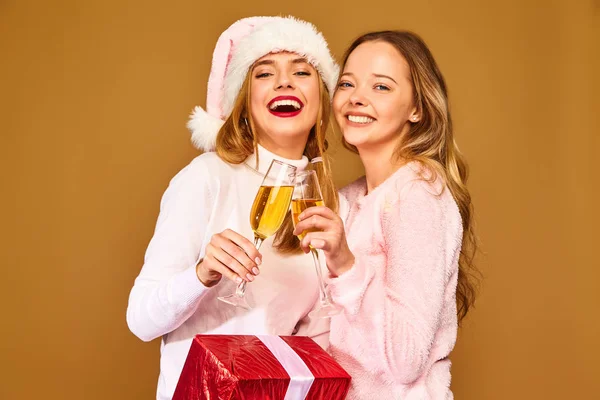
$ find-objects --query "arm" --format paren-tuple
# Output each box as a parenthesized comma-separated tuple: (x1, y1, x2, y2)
(125, 160, 213, 342)
(330, 182, 459, 384)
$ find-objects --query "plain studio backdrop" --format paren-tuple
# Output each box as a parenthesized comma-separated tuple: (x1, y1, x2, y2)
(1, 0, 598, 399)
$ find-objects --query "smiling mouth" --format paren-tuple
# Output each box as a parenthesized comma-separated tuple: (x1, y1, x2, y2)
(347, 115, 375, 124)
(268, 96, 303, 117)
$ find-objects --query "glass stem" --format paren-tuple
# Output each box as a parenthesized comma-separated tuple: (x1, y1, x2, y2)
(311, 249, 329, 305)
(254, 236, 264, 250)
(236, 236, 264, 298)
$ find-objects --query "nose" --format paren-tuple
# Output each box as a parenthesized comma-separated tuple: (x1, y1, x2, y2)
(349, 89, 367, 106)
(275, 71, 294, 90)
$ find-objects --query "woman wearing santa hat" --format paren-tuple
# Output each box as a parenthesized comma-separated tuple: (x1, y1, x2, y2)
(126, 16, 339, 400)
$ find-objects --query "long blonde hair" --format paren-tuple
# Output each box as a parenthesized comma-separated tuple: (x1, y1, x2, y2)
(216, 65, 338, 254)
(341, 31, 479, 323)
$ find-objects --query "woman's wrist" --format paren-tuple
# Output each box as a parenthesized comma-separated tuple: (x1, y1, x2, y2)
(329, 252, 355, 277)
(195, 260, 221, 287)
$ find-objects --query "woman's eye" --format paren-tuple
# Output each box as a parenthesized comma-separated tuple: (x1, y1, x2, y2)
(338, 81, 353, 88)
(374, 84, 390, 91)
(256, 72, 272, 78)
(295, 71, 311, 76)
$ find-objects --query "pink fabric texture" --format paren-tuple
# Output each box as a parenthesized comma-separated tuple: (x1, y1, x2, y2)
(328, 163, 463, 399)
(206, 17, 272, 119)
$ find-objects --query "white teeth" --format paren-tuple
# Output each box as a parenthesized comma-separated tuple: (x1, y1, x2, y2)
(348, 115, 374, 124)
(269, 100, 302, 110)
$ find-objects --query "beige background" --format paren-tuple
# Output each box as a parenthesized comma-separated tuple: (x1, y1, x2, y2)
(1, 0, 598, 398)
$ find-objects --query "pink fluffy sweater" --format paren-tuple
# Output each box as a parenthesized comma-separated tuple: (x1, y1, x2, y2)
(327, 162, 463, 399)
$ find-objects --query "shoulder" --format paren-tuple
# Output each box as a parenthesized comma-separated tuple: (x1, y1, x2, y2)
(162, 152, 235, 199)
(382, 162, 440, 202)
(339, 175, 367, 203)
(384, 163, 461, 227)
(337, 192, 350, 222)
(172, 152, 233, 182)
(188, 151, 232, 174)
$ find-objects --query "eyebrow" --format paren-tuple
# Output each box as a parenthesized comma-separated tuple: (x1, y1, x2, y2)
(291, 57, 309, 64)
(373, 74, 397, 84)
(253, 57, 310, 68)
(340, 72, 398, 84)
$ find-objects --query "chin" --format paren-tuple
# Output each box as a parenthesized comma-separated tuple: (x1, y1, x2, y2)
(262, 125, 310, 141)
(272, 120, 313, 135)
(273, 129, 310, 141)
(342, 132, 367, 148)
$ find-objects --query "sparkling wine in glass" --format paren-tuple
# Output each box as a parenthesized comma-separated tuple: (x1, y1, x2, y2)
(291, 170, 342, 318)
(217, 159, 297, 309)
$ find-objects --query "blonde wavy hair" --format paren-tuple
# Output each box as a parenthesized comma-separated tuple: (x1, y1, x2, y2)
(216, 63, 338, 254)
(341, 31, 480, 323)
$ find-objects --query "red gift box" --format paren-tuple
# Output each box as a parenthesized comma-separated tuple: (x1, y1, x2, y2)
(173, 335, 351, 400)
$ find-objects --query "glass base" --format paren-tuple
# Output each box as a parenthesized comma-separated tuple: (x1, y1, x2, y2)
(217, 294, 252, 310)
(309, 302, 342, 319)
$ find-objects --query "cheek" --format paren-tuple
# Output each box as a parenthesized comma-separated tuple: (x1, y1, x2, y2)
(332, 93, 342, 113)
(332, 94, 347, 120)
(306, 81, 320, 102)
(250, 83, 268, 108)
(303, 82, 321, 118)
(250, 97, 265, 117)
(249, 89, 269, 124)
(378, 100, 406, 126)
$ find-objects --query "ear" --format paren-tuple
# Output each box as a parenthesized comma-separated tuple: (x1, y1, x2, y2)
(409, 107, 420, 123)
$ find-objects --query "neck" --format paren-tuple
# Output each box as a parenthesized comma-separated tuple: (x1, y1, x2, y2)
(257, 134, 308, 160)
(358, 144, 407, 193)
(249, 143, 309, 175)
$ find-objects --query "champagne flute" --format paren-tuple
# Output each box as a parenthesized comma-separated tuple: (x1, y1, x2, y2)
(291, 170, 342, 318)
(218, 159, 297, 309)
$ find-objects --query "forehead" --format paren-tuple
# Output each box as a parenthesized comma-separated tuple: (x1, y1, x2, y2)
(253, 51, 314, 67)
(344, 41, 410, 78)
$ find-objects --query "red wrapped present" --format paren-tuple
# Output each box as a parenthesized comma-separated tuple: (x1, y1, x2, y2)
(173, 334, 351, 400)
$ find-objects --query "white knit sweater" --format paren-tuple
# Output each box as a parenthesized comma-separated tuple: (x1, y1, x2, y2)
(126, 145, 329, 400)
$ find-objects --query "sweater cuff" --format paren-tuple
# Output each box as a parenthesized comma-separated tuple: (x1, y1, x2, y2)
(327, 261, 373, 315)
(168, 265, 210, 309)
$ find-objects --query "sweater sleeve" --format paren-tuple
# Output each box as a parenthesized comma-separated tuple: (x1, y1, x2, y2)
(379, 182, 452, 384)
(126, 158, 214, 342)
(331, 180, 459, 385)
(324, 188, 377, 314)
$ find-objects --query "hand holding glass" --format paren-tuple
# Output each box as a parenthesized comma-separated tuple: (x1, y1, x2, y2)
(217, 160, 297, 309)
(291, 170, 342, 318)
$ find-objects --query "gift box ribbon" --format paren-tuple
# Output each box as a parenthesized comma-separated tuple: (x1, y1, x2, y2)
(257, 335, 315, 399)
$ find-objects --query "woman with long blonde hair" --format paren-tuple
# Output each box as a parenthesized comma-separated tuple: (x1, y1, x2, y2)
(294, 30, 478, 398)
(126, 16, 339, 400)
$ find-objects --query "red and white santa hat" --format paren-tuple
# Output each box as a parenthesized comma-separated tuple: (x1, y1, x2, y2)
(188, 16, 340, 151)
